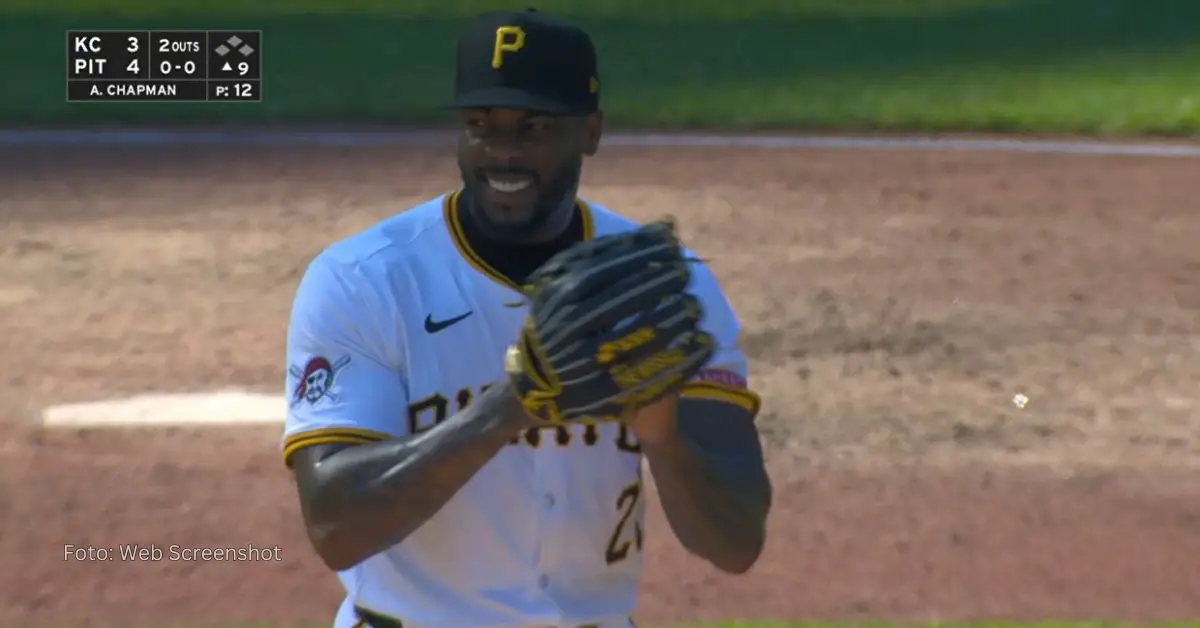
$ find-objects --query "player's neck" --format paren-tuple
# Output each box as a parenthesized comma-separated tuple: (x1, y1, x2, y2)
(521, 198, 578, 245)
(458, 191, 585, 286)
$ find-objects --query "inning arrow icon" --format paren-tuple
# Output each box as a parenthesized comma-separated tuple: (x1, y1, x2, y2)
(222, 62, 232, 72)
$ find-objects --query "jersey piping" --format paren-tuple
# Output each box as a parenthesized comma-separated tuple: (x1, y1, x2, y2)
(679, 381, 762, 418)
(443, 190, 596, 292)
(283, 426, 393, 468)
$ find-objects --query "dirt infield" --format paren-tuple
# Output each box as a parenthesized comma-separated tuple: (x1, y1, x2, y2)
(2, 137, 1200, 626)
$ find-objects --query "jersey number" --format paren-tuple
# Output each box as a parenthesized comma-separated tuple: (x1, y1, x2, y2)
(604, 480, 644, 565)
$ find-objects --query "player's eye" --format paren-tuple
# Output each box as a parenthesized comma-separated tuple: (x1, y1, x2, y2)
(524, 118, 553, 133)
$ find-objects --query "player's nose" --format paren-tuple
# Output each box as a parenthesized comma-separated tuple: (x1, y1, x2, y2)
(482, 138, 526, 162)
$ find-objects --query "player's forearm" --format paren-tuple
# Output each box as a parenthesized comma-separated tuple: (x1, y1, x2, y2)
(642, 434, 771, 574)
(302, 385, 533, 571)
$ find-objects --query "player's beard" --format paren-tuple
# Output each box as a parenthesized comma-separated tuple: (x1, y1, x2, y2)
(460, 155, 582, 243)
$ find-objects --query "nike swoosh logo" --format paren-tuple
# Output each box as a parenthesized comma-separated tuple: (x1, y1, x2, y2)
(424, 311, 473, 333)
(503, 301, 526, 308)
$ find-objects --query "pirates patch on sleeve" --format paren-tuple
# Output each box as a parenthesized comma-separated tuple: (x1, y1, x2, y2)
(289, 355, 351, 407)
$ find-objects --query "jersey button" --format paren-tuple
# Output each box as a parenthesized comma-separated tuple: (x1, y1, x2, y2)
(543, 493, 556, 508)
(538, 574, 550, 589)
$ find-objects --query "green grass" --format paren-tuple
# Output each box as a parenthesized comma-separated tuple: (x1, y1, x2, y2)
(0, 0, 1051, 18)
(10, 0, 1200, 132)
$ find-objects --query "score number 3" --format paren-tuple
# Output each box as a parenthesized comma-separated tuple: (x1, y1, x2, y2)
(604, 480, 644, 565)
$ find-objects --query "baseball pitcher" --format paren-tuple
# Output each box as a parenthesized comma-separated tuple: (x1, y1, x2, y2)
(282, 9, 772, 628)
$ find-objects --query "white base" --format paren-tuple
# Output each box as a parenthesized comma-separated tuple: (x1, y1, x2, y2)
(41, 390, 285, 428)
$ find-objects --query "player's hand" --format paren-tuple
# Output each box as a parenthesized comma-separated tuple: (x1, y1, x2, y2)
(504, 220, 715, 424)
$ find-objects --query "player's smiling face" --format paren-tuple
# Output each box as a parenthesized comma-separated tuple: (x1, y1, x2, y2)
(457, 107, 601, 241)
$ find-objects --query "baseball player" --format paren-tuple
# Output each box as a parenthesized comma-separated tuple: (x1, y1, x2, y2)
(282, 9, 772, 628)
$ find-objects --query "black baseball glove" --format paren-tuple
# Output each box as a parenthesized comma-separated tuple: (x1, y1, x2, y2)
(504, 219, 715, 424)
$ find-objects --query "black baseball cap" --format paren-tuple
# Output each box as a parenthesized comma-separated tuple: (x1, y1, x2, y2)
(450, 9, 600, 115)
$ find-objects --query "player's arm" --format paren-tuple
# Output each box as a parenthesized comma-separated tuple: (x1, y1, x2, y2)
(283, 256, 535, 572)
(292, 389, 532, 572)
(634, 270, 772, 575)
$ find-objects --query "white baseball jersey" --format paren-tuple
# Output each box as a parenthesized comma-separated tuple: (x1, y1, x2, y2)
(282, 192, 760, 628)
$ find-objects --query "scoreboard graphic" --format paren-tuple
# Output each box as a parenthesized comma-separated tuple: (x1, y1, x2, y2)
(66, 30, 262, 102)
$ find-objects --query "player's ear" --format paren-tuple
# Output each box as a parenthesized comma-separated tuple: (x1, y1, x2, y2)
(582, 110, 603, 156)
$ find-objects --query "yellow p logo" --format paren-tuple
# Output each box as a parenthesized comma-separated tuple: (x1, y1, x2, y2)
(492, 26, 526, 69)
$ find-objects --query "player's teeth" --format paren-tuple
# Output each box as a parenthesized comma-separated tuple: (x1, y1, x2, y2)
(487, 178, 531, 192)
